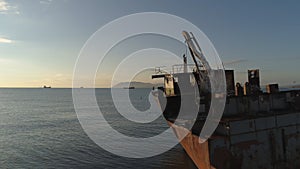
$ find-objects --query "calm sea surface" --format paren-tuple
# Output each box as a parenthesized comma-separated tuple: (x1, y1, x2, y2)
(0, 88, 196, 169)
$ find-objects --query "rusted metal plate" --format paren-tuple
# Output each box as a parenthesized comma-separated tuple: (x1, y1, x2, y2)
(167, 121, 214, 169)
(277, 113, 298, 127)
(229, 120, 255, 135)
(255, 116, 276, 130)
(223, 98, 238, 116)
(208, 112, 300, 169)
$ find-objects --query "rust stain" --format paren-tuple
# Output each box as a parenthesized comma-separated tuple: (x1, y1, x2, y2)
(232, 140, 262, 150)
(167, 121, 215, 169)
(213, 147, 243, 169)
(285, 132, 300, 140)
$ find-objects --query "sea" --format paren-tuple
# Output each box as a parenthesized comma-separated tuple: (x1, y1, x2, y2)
(0, 88, 197, 169)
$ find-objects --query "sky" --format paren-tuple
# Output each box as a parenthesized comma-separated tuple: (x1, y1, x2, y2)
(0, 0, 300, 88)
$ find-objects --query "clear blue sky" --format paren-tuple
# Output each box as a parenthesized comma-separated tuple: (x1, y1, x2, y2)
(1, 0, 300, 87)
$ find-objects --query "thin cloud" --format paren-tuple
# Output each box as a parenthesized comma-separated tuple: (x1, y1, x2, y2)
(0, 0, 8, 11)
(55, 73, 63, 77)
(40, 0, 53, 5)
(0, 37, 13, 43)
(223, 59, 247, 66)
(0, 58, 14, 65)
(0, 0, 19, 14)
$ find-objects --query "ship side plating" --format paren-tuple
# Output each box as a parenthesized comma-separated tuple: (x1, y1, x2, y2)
(152, 31, 300, 169)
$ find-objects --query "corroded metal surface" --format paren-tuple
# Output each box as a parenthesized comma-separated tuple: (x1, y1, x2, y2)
(210, 112, 300, 169)
(164, 90, 300, 169)
(167, 121, 215, 169)
(154, 65, 300, 169)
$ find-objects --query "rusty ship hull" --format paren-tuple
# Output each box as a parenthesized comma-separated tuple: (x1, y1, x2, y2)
(152, 31, 300, 169)
(156, 89, 300, 169)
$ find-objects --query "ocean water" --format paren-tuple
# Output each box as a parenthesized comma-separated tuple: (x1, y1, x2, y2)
(0, 88, 196, 169)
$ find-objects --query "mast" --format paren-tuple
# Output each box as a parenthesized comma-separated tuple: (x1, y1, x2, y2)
(182, 31, 211, 71)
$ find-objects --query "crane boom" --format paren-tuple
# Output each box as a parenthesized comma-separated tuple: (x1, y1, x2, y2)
(182, 31, 211, 71)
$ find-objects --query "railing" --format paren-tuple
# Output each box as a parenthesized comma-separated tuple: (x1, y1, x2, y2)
(154, 64, 205, 75)
(172, 64, 205, 74)
(171, 64, 194, 74)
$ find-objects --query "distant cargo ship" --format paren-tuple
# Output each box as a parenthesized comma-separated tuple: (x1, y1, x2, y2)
(152, 31, 300, 169)
(43, 85, 51, 88)
(123, 86, 135, 89)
